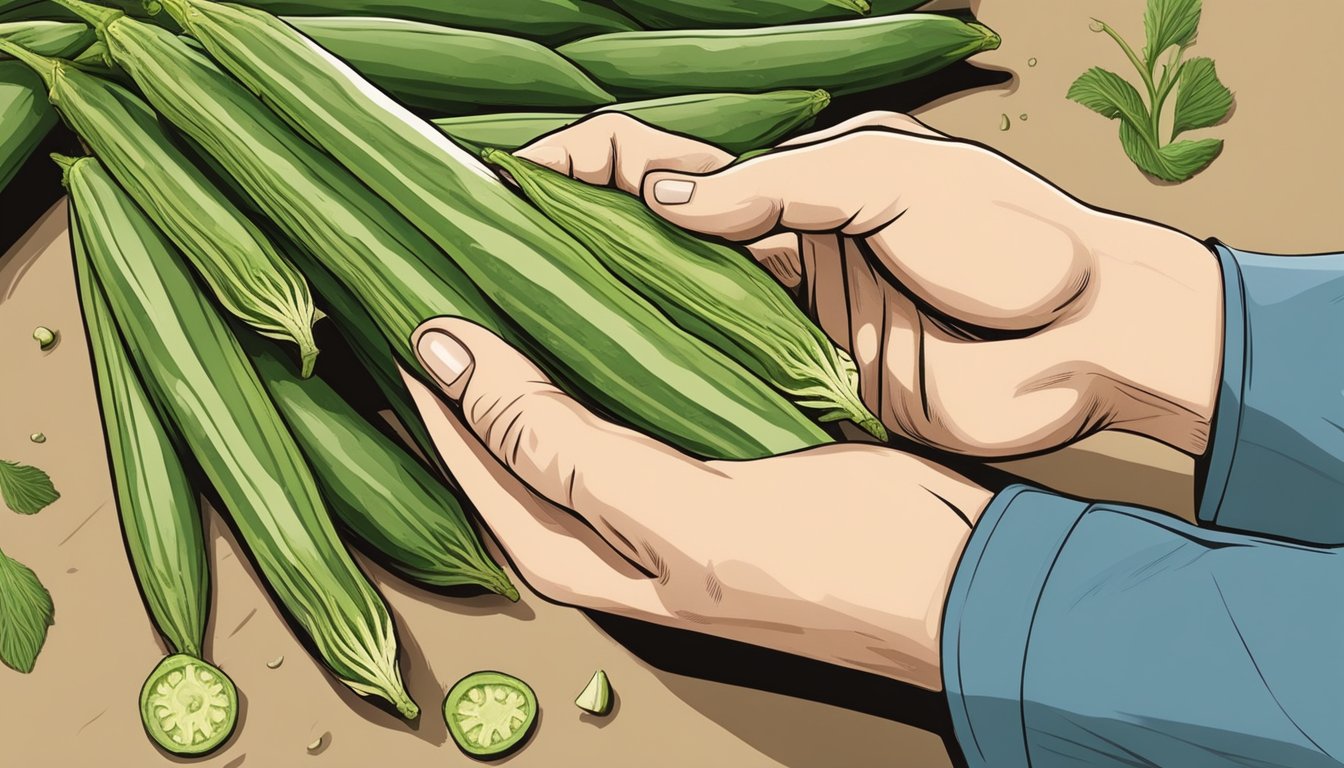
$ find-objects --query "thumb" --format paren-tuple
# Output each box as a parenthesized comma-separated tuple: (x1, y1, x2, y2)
(641, 138, 878, 241)
(411, 317, 703, 536)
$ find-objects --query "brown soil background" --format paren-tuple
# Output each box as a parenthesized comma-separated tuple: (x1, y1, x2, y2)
(2, 2, 1341, 766)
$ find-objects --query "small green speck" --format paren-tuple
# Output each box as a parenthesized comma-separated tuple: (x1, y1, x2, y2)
(1027, 57, 1038, 67)
(33, 326, 57, 350)
(30, 433, 46, 444)
(999, 113, 1011, 131)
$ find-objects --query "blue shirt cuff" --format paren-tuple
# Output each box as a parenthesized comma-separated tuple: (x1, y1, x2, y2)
(941, 484, 1089, 768)
(1197, 242, 1344, 544)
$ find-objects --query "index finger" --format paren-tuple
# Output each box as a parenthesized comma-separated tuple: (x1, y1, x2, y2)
(514, 112, 734, 196)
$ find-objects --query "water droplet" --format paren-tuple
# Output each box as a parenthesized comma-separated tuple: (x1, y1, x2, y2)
(999, 114, 1011, 131)
(1027, 57, 1038, 67)
(1019, 113, 1029, 121)
(30, 432, 45, 443)
(267, 655, 284, 669)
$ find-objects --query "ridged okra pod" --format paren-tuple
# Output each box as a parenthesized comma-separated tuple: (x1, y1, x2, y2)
(63, 153, 418, 720)
(162, 0, 832, 461)
(487, 150, 884, 439)
(286, 16, 614, 115)
(557, 14, 1001, 98)
(434, 89, 830, 155)
(0, 34, 319, 375)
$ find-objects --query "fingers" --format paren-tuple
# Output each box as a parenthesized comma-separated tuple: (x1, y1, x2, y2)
(400, 367, 668, 617)
(743, 233, 803, 292)
(642, 130, 909, 241)
(410, 317, 708, 565)
(777, 110, 948, 148)
(515, 112, 734, 195)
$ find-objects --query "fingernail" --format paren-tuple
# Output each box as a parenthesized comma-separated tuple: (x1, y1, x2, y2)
(653, 178, 695, 205)
(417, 330, 473, 401)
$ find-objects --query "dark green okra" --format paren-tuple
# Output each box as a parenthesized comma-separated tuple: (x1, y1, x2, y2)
(243, 333, 517, 600)
(609, 0, 878, 29)
(558, 14, 1001, 98)
(287, 16, 615, 115)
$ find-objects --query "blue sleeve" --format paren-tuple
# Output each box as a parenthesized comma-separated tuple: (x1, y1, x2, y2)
(943, 486, 1344, 768)
(1201, 243, 1344, 544)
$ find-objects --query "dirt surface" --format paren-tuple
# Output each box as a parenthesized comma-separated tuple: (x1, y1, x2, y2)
(2, 2, 1341, 766)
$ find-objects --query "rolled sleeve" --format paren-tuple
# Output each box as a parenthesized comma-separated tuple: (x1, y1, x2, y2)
(1199, 243, 1344, 544)
(944, 484, 1344, 768)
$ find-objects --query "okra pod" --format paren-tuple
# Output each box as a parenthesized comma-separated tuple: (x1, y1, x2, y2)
(65, 153, 418, 720)
(244, 333, 517, 599)
(251, 0, 638, 45)
(0, 36, 320, 376)
(488, 150, 884, 439)
(557, 14, 1001, 98)
(434, 89, 829, 154)
(608, 0, 882, 29)
(67, 156, 209, 658)
(163, 0, 831, 460)
(0, 21, 93, 191)
(286, 16, 614, 115)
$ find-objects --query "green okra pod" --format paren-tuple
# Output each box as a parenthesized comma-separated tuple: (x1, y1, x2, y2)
(434, 89, 830, 155)
(558, 14, 1001, 98)
(0, 34, 320, 376)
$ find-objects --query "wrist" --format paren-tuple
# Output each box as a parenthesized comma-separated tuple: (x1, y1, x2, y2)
(1081, 213, 1223, 455)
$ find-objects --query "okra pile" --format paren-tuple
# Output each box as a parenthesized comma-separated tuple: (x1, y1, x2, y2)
(0, 0, 998, 756)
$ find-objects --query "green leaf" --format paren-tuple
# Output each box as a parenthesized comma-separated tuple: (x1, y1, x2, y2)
(1067, 67, 1151, 129)
(1119, 120, 1167, 178)
(1144, 0, 1201, 66)
(0, 460, 59, 515)
(0, 547, 54, 673)
(1157, 138, 1223, 181)
(1172, 57, 1232, 137)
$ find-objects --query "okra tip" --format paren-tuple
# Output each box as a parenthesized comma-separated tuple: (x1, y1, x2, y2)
(50, 153, 87, 187)
(808, 89, 832, 117)
(969, 23, 1002, 52)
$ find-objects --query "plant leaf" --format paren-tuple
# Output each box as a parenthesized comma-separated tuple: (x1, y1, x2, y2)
(1119, 120, 1168, 178)
(1157, 138, 1223, 181)
(1067, 67, 1151, 129)
(0, 460, 59, 515)
(1144, 0, 1201, 66)
(0, 547, 54, 673)
(1172, 57, 1232, 137)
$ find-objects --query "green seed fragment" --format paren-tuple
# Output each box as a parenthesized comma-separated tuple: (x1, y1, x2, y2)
(444, 671, 538, 758)
(575, 669, 612, 716)
(1020, 113, 1029, 121)
(29, 433, 46, 444)
(1028, 57, 1038, 67)
(999, 113, 1011, 131)
(32, 326, 57, 350)
(307, 735, 322, 751)
(267, 655, 283, 669)
(139, 654, 238, 755)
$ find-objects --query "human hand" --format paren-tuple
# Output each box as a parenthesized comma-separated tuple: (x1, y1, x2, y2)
(515, 112, 1225, 457)
(403, 318, 992, 690)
